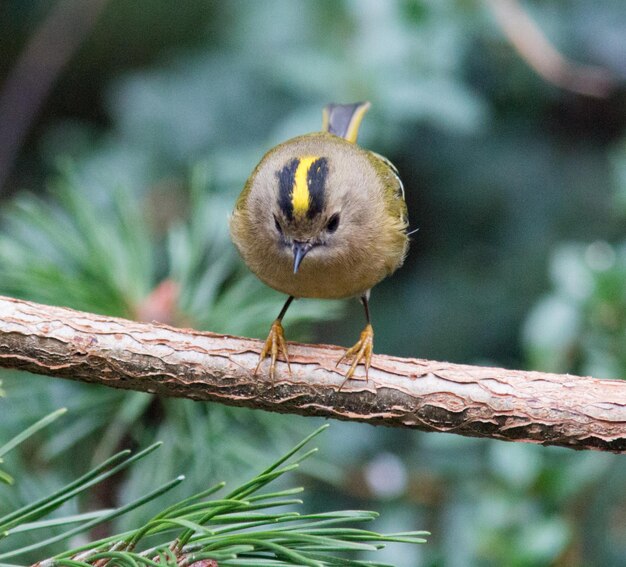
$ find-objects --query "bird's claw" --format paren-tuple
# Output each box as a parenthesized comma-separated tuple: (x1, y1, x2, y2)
(336, 323, 373, 389)
(255, 319, 291, 381)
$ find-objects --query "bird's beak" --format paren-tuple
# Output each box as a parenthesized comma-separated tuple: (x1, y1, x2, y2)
(292, 241, 311, 274)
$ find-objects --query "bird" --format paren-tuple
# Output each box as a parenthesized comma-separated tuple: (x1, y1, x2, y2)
(229, 101, 409, 385)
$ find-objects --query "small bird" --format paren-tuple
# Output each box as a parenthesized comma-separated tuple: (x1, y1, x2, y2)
(230, 102, 409, 384)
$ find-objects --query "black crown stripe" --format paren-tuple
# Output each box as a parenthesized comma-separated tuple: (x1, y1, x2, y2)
(306, 157, 328, 219)
(277, 157, 300, 220)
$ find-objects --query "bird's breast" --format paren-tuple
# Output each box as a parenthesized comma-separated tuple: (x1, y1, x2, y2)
(247, 237, 406, 299)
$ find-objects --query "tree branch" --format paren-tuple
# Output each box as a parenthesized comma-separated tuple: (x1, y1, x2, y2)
(486, 0, 617, 98)
(0, 0, 111, 193)
(1, 295, 625, 452)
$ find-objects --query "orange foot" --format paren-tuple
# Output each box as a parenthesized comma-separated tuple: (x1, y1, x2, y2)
(255, 319, 291, 381)
(336, 323, 374, 387)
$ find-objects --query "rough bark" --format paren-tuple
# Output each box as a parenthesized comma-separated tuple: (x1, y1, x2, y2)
(1, 295, 625, 452)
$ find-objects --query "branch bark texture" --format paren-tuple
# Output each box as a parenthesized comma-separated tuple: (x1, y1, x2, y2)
(1, 295, 626, 453)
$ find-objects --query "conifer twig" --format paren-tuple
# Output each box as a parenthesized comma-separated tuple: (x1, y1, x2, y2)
(1, 295, 625, 452)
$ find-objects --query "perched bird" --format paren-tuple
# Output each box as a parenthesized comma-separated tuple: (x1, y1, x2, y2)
(230, 102, 409, 384)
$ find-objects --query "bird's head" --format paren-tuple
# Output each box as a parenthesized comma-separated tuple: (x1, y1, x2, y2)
(270, 154, 343, 273)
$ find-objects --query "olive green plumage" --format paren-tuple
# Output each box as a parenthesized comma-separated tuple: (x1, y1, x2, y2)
(229, 102, 410, 382)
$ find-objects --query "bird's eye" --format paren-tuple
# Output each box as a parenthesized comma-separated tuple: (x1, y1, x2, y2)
(326, 213, 340, 233)
(274, 215, 283, 235)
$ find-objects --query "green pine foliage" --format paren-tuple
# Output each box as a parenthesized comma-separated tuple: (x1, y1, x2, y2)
(0, 421, 427, 565)
(0, 161, 344, 533)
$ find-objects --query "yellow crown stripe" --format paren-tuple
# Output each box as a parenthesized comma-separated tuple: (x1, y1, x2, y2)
(292, 156, 318, 218)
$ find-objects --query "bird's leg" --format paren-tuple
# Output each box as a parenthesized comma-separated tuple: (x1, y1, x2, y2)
(255, 296, 294, 381)
(337, 293, 374, 386)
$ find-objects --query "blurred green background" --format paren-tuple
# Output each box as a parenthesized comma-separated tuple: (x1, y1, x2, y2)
(2, 0, 626, 565)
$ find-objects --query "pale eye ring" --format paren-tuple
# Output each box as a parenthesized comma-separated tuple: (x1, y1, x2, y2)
(326, 213, 340, 233)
